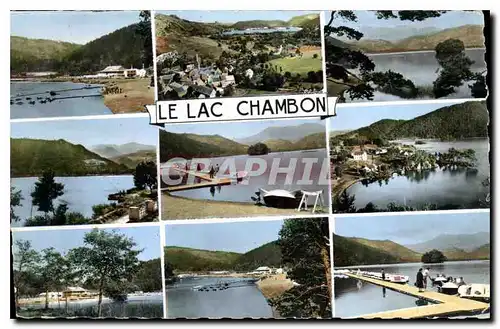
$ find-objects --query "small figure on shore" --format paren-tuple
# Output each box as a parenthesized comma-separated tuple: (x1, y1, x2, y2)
(215, 164, 220, 175)
(209, 165, 215, 179)
(381, 269, 385, 281)
(416, 268, 425, 292)
(423, 267, 430, 288)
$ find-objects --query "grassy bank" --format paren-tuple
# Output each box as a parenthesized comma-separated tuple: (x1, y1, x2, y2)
(268, 50, 322, 75)
(162, 192, 312, 220)
(257, 274, 294, 318)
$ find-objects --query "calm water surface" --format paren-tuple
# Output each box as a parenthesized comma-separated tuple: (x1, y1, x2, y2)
(347, 49, 486, 102)
(11, 175, 134, 227)
(335, 260, 490, 318)
(166, 277, 273, 318)
(162, 149, 329, 204)
(347, 139, 489, 210)
(10, 82, 111, 119)
(223, 27, 302, 35)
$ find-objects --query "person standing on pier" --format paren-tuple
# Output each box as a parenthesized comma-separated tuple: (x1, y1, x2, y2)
(381, 269, 385, 281)
(416, 268, 425, 292)
(423, 267, 430, 288)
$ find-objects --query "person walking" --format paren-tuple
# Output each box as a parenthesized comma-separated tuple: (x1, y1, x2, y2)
(416, 268, 425, 292)
(209, 165, 215, 179)
(215, 164, 220, 175)
(381, 269, 386, 281)
(423, 267, 430, 288)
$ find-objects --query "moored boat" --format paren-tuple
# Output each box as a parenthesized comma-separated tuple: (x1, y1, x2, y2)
(458, 284, 490, 302)
(438, 281, 459, 295)
(259, 188, 301, 208)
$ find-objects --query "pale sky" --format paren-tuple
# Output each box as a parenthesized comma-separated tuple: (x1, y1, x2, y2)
(335, 212, 490, 245)
(11, 10, 144, 44)
(12, 226, 161, 261)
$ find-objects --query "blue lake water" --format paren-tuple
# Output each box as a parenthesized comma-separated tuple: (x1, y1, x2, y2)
(10, 81, 111, 119)
(10, 175, 134, 227)
(334, 260, 490, 318)
(166, 277, 273, 318)
(346, 139, 489, 210)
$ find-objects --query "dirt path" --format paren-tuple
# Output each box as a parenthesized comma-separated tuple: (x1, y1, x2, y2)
(331, 174, 362, 199)
(162, 193, 326, 220)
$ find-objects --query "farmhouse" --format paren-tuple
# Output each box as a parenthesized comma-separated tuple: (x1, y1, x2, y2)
(352, 151, 368, 161)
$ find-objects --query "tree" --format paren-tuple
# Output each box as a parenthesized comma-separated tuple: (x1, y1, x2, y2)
(433, 39, 485, 98)
(132, 259, 163, 292)
(313, 53, 319, 59)
(247, 142, 270, 155)
(38, 248, 69, 310)
(11, 186, 23, 223)
(421, 249, 447, 263)
(333, 190, 356, 213)
(269, 218, 331, 318)
(136, 10, 153, 67)
(324, 11, 448, 101)
(68, 229, 142, 317)
(31, 170, 64, 217)
(133, 161, 157, 192)
(13, 240, 40, 309)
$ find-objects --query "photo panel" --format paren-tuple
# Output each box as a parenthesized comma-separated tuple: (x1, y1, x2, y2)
(323, 10, 487, 103)
(330, 99, 490, 213)
(163, 216, 332, 319)
(154, 10, 325, 101)
(331, 211, 490, 319)
(159, 118, 331, 220)
(11, 225, 164, 318)
(10, 10, 154, 120)
(10, 116, 160, 228)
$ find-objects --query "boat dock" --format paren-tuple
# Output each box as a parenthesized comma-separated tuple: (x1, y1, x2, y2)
(344, 273, 489, 319)
(162, 167, 232, 192)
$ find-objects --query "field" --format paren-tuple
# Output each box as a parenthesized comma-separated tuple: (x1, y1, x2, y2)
(103, 78, 154, 114)
(268, 49, 322, 75)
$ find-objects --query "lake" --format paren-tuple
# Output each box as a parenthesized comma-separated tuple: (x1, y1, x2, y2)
(223, 27, 302, 35)
(10, 81, 111, 119)
(348, 48, 486, 102)
(346, 139, 489, 210)
(334, 260, 490, 318)
(162, 149, 329, 205)
(166, 277, 273, 318)
(11, 175, 134, 227)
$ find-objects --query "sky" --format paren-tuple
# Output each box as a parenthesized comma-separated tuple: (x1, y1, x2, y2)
(329, 100, 463, 131)
(335, 212, 490, 245)
(11, 10, 143, 44)
(12, 226, 161, 261)
(165, 220, 284, 253)
(327, 10, 484, 34)
(11, 116, 158, 147)
(156, 10, 319, 24)
(165, 118, 324, 140)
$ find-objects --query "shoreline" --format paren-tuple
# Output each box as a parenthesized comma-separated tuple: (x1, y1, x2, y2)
(331, 174, 363, 199)
(11, 173, 134, 179)
(11, 77, 153, 114)
(364, 47, 485, 57)
(162, 193, 303, 220)
(256, 274, 294, 318)
(335, 259, 490, 270)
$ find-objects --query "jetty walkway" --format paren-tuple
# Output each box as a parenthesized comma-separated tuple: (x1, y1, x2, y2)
(162, 167, 232, 192)
(345, 273, 489, 319)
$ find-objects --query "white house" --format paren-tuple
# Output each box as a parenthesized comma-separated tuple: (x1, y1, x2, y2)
(99, 66, 126, 77)
(375, 149, 388, 155)
(38, 292, 62, 298)
(352, 151, 368, 161)
(255, 266, 272, 274)
(275, 268, 284, 274)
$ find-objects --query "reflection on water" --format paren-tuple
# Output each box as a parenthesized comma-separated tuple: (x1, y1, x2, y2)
(10, 82, 111, 119)
(163, 149, 329, 205)
(349, 48, 486, 102)
(11, 175, 134, 227)
(347, 139, 489, 210)
(335, 260, 490, 318)
(166, 277, 273, 318)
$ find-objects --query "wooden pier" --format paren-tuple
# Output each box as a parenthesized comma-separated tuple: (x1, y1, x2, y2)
(162, 167, 232, 192)
(344, 273, 489, 319)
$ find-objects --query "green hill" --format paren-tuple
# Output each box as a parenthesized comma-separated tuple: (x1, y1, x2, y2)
(164, 241, 282, 273)
(58, 23, 151, 75)
(233, 241, 282, 270)
(352, 25, 485, 53)
(444, 244, 490, 261)
(333, 101, 488, 142)
(333, 234, 401, 267)
(293, 132, 326, 150)
(10, 36, 80, 74)
(288, 14, 319, 28)
(165, 246, 241, 272)
(262, 139, 295, 151)
(350, 237, 421, 263)
(159, 130, 247, 162)
(11, 138, 130, 177)
(110, 150, 157, 169)
(467, 243, 490, 260)
(231, 20, 287, 30)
